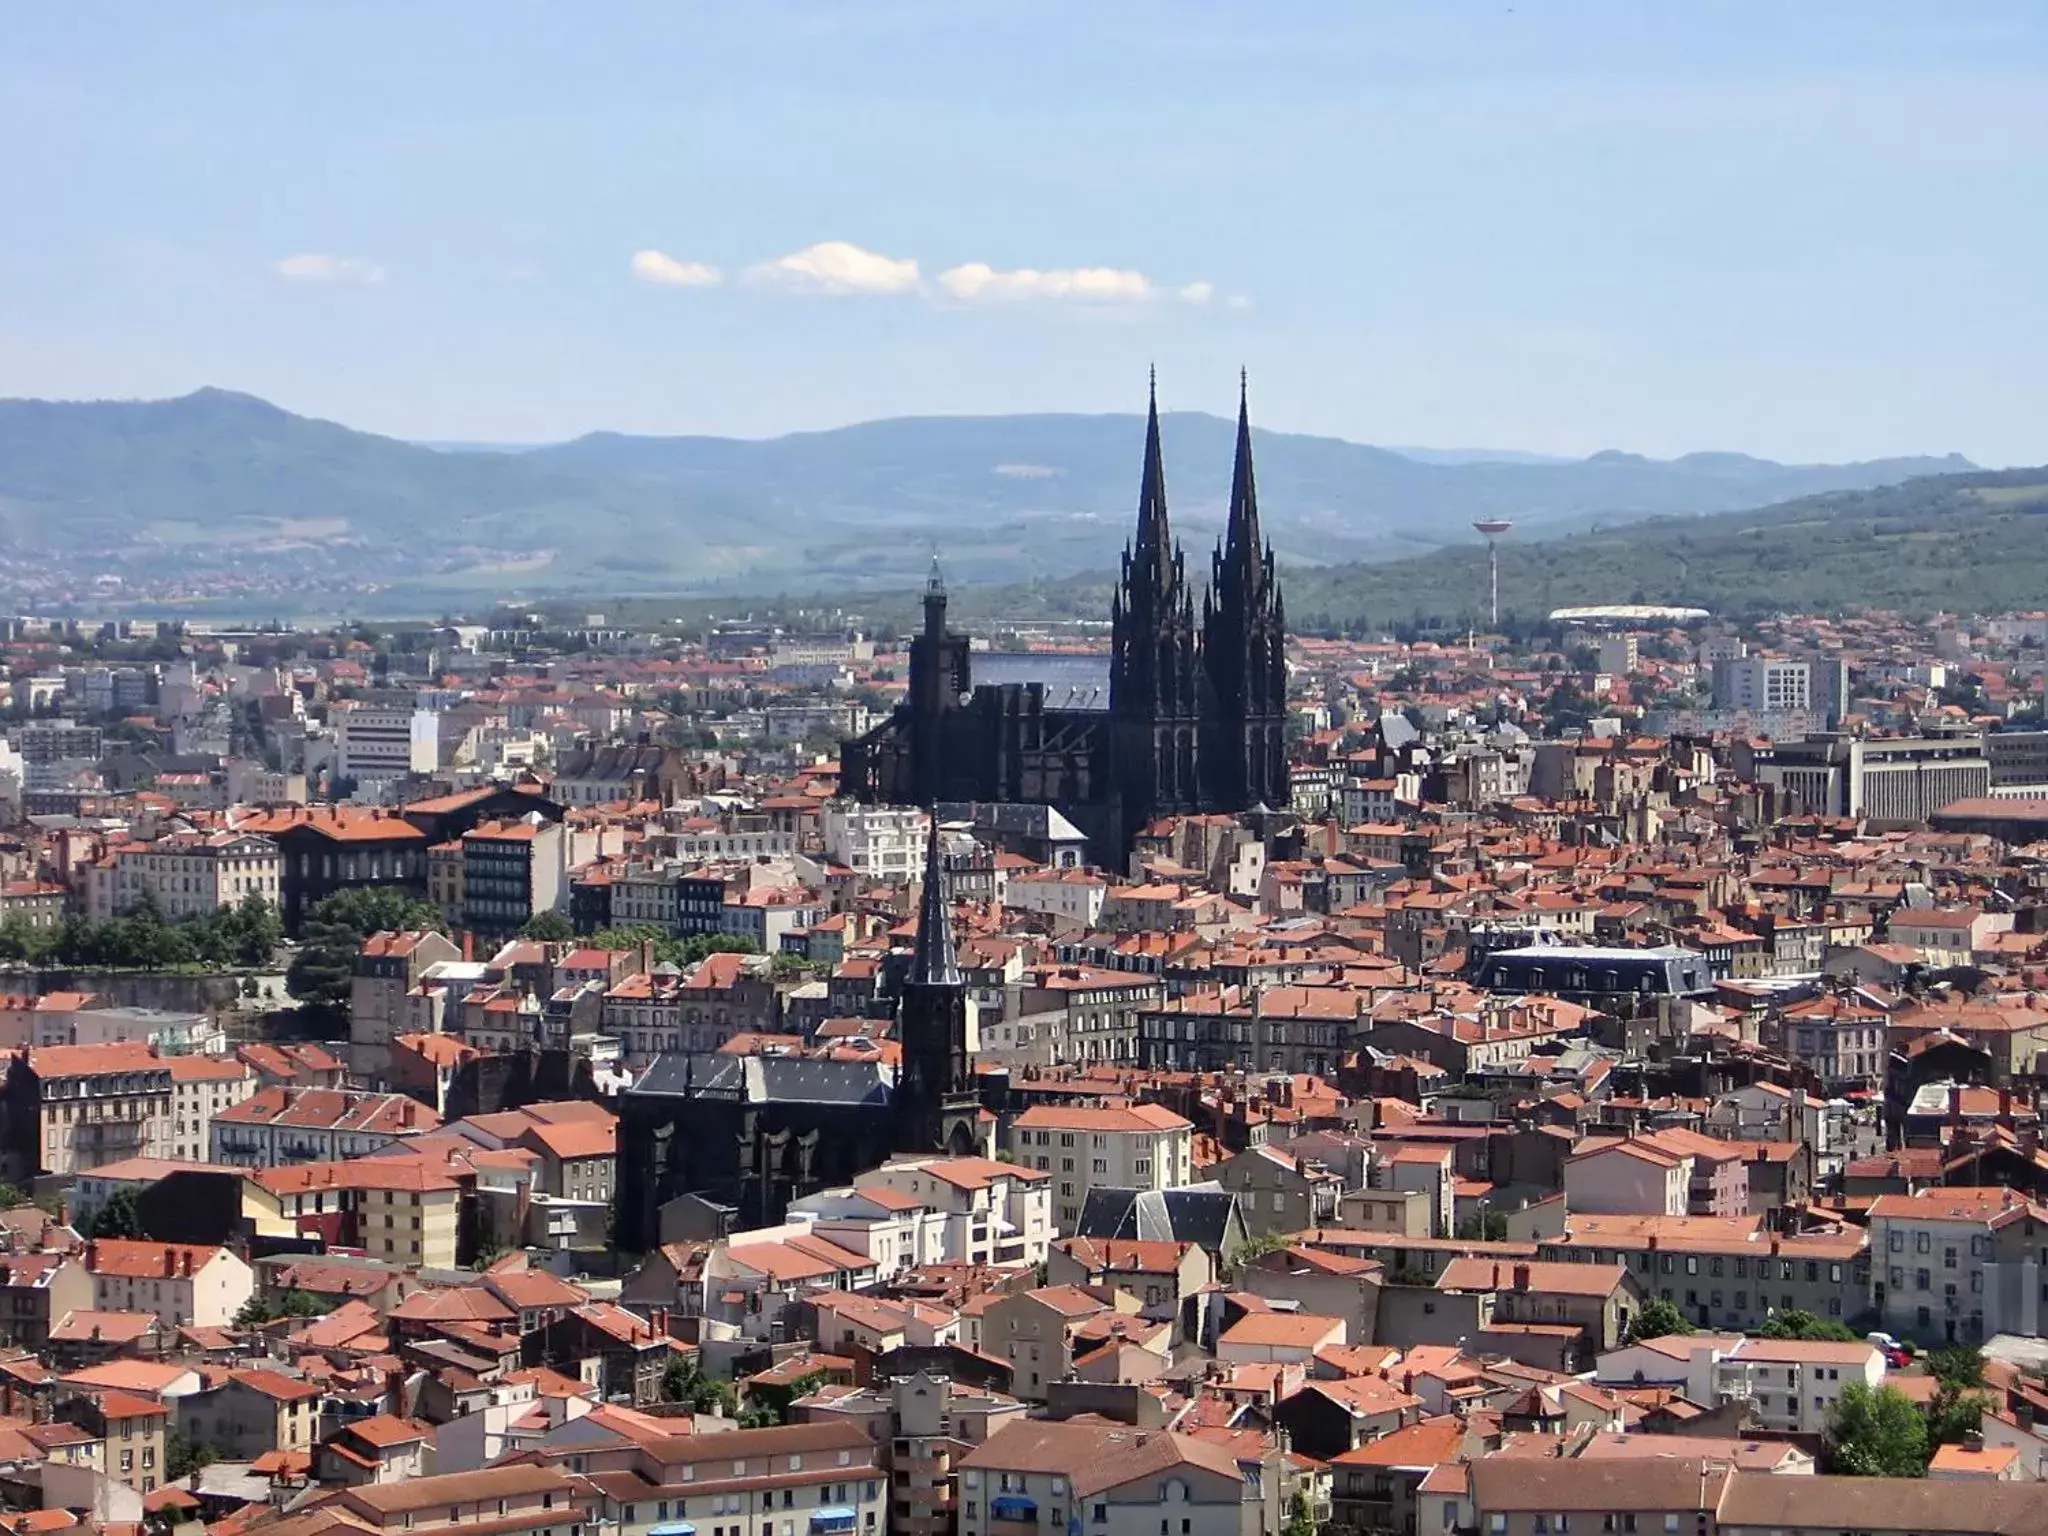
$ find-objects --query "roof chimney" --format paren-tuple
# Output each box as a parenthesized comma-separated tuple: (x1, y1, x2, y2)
(1513, 1263, 1531, 1291)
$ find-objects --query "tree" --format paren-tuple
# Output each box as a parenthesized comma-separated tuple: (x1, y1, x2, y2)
(1284, 1493, 1317, 1536)
(88, 1187, 144, 1239)
(1926, 1346, 1985, 1390)
(165, 1427, 218, 1481)
(1624, 1299, 1696, 1345)
(1756, 1309, 1859, 1342)
(678, 933, 759, 964)
(288, 886, 443, 1015)
(520, 911, 575, 942)
(234, 1289, 329, 1328)
(1826, 1383, 1928, 1478)
(1924, 1381, 1987, 1449)
(1455, 1211, 1510, 1241)
(0, 1182, 30, 1211)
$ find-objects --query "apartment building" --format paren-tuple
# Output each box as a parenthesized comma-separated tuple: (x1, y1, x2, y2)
(332, 703, 440, 783)
(210, 1086, 439, 1167)
(1539, 1215, 1870, 1334)
(1594, 1334, 1884, 1436)
(351, 1158, 465, 1270)
(978, 1285, 1144, 1402)
(559, 1420, 884, 1536)
(462, 815, 568, 940)
(958, 1420, 1283, 1536)
(0, 1043, 176, 1180)
(1868, 1186, 2048, 1343)
(85, 831, 281, 923)
(855, 1156, 1055, 1269)
(349, 928, 463, 1080)
(80, 1239, 254, 1329)
(1008, 1103, 1194, 1231)
(822, 803, 929, 879)
(327, 1464, 594, 1536)
(167, 1054, 256, 1164)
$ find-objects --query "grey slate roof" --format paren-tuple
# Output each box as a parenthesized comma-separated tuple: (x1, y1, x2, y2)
(1075, 1183, 1244, 1253)
(632, 1051, 894, 1107)
(969, 652, 1111, 712)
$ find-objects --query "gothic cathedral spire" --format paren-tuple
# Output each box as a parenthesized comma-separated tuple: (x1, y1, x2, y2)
(1204, 371, 1287, 809)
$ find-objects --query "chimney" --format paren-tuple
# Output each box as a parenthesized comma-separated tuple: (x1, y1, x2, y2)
(1949, 1083, 1964, 1128)
(180, 1251, 192, 1278)
(1999, 1087, 2014, 1128)
(84, 1239, 97, 1272)
(162, 1246, 176, 1277)
(1513, 1263, 1531, 1291)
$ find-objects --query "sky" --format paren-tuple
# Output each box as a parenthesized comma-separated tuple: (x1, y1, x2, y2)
(3, 2, 2048, 462)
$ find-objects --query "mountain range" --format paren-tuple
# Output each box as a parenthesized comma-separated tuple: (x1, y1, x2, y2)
(0, 387, 1974, 601)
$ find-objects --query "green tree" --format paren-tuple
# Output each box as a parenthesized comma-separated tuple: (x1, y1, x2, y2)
(1624, 1299, 1696, 1345)
(88, 1187, 144, 1239)
(288, 886, 442, 1015)
(1455, 1211, 1510, 1241)
(1924, 1381, 1987, 1449)
(1926, 1346, 1985, 1390)
(165, 1427, 218, 1481)
(678, 933, 759, 964)
(234, 1289, 329, 1328)
(1825, 1383, 1928, 1478)
(0, 1182, 31, 1211)
(519, 911, 575, 942)
(1756, 1309, 1859, 1342)
(1283, 1493, 1317, 1536)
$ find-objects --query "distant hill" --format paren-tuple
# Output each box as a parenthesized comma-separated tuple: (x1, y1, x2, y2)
(521, 411, 1970, 585)
(1185, 467, 2048, 630)
(0, 388, 1972, 599)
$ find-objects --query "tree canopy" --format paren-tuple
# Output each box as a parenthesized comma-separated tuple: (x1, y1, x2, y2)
(0, 891, 281, 971)
(1826, 1383, 1928, 1478)
(1756, 1309, 1859, 1342)
(287, 886, 443, 1015)
(1624, 1299, 1697, 1345)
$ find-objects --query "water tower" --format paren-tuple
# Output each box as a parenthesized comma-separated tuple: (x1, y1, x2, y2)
(1473, 518, 1514, 627)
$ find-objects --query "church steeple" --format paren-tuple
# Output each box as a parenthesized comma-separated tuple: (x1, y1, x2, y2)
(910, 814, 961, 988)
(1111, 370, 1203, 835)
(1129, 367, 1175, 598)
(1221, 368, 1267, 595)
(897, 810, 977, 1156)
(1203, 370, 1287, 809)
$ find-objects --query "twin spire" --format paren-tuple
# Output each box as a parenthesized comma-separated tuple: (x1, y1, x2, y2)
(1128, 368, 1269, 600)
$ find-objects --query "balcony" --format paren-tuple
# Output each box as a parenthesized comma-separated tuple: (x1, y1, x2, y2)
(810, 1511, 858, 1536)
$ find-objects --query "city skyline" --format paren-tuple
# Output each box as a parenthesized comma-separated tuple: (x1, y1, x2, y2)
(3, 4, 2047, 462)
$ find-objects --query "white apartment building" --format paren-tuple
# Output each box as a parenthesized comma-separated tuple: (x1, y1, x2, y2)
(1714, 656, 1815, 713)
(1713, 1338, 1884, 1435)
(1596, 1334, 1883, 1438)
(168, 1054, 257, 1163)
(1008, 1103, 1193, 1231)
(332, 703, 440, 782)
(821, 802, 928, 879)
(86, 831, 281, 922)
(856, 1155, 1055, 1269)
(1005, 869, 1108, 928)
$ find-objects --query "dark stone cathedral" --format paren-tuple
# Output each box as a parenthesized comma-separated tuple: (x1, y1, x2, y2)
(840, 375, 1289, 863)
(614, 820, 984, 1249)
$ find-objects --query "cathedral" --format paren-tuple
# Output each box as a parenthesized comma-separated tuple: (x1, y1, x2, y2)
(840, 374, 1289, 863)
(614, 819, 984, 1247)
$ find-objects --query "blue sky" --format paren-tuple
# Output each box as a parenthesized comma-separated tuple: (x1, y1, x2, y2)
(3, 2, 2046, 461)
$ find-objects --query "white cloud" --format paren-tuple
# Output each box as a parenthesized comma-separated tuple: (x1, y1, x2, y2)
(938, 262, 1152, 303)
(745, 240, 920, 295)
(631, 249, 722, 287)
(936, 262, 1217, 306)
(274, 253, 386, 285)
